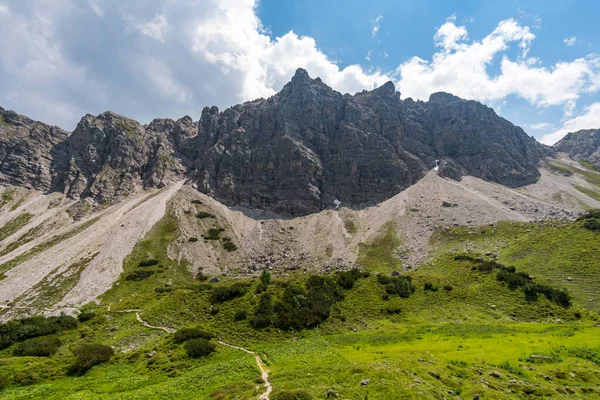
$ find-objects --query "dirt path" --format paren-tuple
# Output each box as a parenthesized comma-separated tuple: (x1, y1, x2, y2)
(135, 312, 176, 333)
(123, 308, 272, 399)
(218, 340, 272, 400)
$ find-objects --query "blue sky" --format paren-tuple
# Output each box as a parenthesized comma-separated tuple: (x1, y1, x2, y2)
(1, 0, 599, 144)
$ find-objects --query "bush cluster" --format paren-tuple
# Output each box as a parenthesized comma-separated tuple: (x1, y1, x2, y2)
(423, 282, 438, 292)
(223, 241, 237, 251)
(275, 276, 343, 330)
(78, 312, 95, 322)
(251, 293, 274, 328)
(577, 210, 600, 232)
(377, 275, 415, 298)
(174, 328, 214, 343)
(496, 268, 572, 306)
(184, 338, 216, 358)
(196, 211, 212, 219)
(125, 270, 154, 281)
(211, 283, 249, 303)
(204, 228, 221, 240)
(0, 315, 78, 351)
(0, 374, 8, 390)
(336, 269, 367, 289)
(13, 336, 61, 357)
(71, 343, 114, 373)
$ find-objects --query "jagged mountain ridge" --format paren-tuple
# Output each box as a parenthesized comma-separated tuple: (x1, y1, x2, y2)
(0, 68, 554, 215)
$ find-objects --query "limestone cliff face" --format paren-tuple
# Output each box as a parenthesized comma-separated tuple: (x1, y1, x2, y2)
(190, 69, 541, 214)
(0, 69, 544, 215)
(554, 129, 600, 168)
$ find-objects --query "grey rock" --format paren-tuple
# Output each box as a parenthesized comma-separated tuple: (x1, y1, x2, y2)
(553, 129, 600, 168)
(0, 69, 545, 215)
(360, 378, 370, 386)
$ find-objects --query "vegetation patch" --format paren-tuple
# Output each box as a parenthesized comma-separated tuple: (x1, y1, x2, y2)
(13, 336, 61, 357)
(184, 338, 216, 358)
(0, 213, 33, 242)
(0, 315, 78, 350)
(138, 259, 160, 267)
(211, 283, 249, 303)
(70, 343, 114, 373)
(376, 274, 415, 297)
(125, 270, 154, 281)
(174, 328, 214, 343)
(196, 211, 213, 219)
(580, 159, 600, 172)
(574, 185, 600, 201)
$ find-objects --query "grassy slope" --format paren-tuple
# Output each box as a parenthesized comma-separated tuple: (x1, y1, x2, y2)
(0, 205, 599, 399)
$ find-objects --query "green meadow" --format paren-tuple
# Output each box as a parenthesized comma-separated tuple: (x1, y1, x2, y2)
(0, 206, 599, 399)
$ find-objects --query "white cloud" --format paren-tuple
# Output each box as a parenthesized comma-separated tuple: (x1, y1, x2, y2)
(372, 15, 382, 38)
(563, 36, 577, 46)
(529, 122, 554, 130)
(0, 3, 8, 14)
(0, 1, 599, 140)
(541, 102, 600, 145)
(397, 18, 600, 111)
(365, 50, 372, 61)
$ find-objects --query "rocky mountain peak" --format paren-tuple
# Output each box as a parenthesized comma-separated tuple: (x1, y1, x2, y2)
(0, 70, 551, 215)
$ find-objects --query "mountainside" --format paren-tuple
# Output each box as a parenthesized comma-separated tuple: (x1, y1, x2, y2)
(1, 72, 600, 399)
(1, 69, 543, 215)
(554, 128, 600, 169)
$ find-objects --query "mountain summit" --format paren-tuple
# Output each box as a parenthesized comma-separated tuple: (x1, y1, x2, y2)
(0, 69, 556, 215)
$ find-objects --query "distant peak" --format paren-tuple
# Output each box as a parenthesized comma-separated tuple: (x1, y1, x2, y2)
(292, 68, 310, 80)
(372, 81, 396, 96)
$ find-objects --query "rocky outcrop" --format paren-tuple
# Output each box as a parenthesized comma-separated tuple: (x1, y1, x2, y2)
(554, 129, 600, 168)
(51, 112, 196, 202)
(0, 69, 543, 214)
(0, 107, 69, 191)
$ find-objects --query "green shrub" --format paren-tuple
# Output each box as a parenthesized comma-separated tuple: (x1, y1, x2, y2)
(255, 282, 268, 294)
(196, 271, 209, 281)
(125, 270, 154, 281)
(423, 282, 438, 292)
(223, 241, 237, 251)
(383, 276, 415, 298)
(0, 374, 8, 390)
(260, 270, 271, 284)
(191, 200, 203, 205)
(0, 315, 78, 350)
(184, 338, 216, 358)
(443, 284, 453, 291)
(71, 343, 114, 373)
(211, 283, 249, 303)
(336, 268, 364, 289)
(271, 390, 313, 400)
(204, 228, 221, 240)
(154, 286, 172, 293)
(274, 276, 343, 330)
(252, 293, 274, 328)
(196, 211, 212, 219)
(13, 336, 61, 357)
(78, 312, 95, 322)
(497, 270, 571, 306)
(234, 310, 247, 321)
(188, 237, 199, 242)
(583, 219, 600, 232)
(138, 259, 159, 267)
(174, 328, 214, 343)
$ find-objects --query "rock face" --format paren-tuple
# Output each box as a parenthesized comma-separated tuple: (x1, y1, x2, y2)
(51, 112, 196, 202)
(554, 129, 600, 168)
(0, 107, 69, 191)
(0, 69, 544, 215)
(191, 69, 541, 214)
